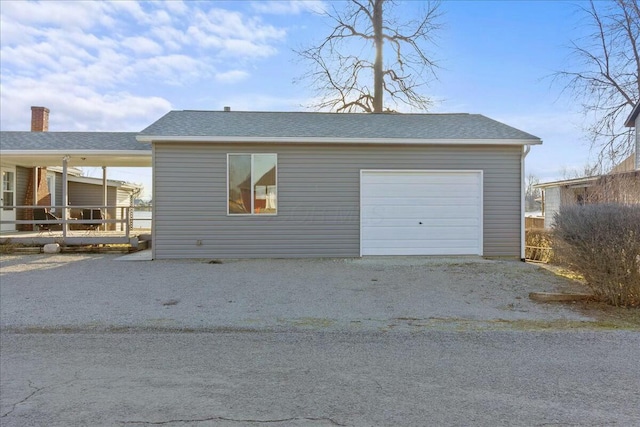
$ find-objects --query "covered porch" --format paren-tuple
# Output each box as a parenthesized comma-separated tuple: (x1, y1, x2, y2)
(0, 131, 152, 249)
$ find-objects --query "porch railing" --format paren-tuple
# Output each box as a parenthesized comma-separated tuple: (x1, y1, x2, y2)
(0, 205, 149, 239)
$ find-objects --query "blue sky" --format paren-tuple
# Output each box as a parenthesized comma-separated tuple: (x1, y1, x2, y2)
(0, 0, 611, 200)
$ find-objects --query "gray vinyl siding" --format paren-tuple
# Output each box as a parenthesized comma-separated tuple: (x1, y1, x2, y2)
(153, 143, 523, 259)
(67, 182, 118, 230)
(51, 172, 63, 210)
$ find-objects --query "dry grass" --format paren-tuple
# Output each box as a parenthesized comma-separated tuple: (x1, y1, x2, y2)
(535, 262, 640, 329)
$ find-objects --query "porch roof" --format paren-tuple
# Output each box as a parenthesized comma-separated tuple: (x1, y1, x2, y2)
(0, 131, 151, 167)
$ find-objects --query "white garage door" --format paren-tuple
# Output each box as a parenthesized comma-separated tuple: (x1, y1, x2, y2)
(360, 170, 483, 256)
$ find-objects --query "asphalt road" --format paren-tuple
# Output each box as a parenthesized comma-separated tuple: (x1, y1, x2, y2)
(2, 330, 639, 427)
(2, 254, 639, 426)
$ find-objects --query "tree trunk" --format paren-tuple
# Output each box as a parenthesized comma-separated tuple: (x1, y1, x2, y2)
(373, 0, 384, 113)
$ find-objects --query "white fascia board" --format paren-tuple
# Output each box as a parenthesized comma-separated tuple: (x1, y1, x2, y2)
(136, 135, 542, 146)
(0, 150, 150, 156)
(533, 176, 599, 189)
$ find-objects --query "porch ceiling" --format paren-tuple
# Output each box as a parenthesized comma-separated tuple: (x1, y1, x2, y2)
(0, 151, 151, 168)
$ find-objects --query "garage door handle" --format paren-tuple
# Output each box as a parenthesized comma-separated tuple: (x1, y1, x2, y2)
(419, 222, 423, 225)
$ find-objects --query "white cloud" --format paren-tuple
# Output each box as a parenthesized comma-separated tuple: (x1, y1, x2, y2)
(0, 75, 171, 131)
(0, 1, 108, 30)
(0, 1, 293, 131)
(251, 1, 327, 15)
(127, 54, 212, 85)
(215, 70, 250, 83)
(122, 36, 163, 56)
(186, 8, 286, 57)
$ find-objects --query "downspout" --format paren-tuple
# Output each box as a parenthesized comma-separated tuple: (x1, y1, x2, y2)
(521, 145, 531, 261)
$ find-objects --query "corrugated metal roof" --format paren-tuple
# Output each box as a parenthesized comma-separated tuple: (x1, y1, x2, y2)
(139, 110, 541, 142)
(0, 132, 148, 151)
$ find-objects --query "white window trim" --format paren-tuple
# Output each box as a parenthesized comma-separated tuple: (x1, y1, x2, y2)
(1, 167, 16, 211)
(227, 153, 278, 216)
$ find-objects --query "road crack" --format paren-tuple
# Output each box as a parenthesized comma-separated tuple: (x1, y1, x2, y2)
(1, 380, 44, 418)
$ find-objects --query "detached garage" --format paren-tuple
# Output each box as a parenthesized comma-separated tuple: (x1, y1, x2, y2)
(138, 110, 542, 260)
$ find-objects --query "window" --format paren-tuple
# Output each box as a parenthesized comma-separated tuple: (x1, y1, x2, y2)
(228, 154, 277, 215)
(2, 170, 15, 211)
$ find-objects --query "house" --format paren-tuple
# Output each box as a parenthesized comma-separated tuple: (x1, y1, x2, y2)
(0, 107, 150, 233)
(624, 102, 640, 171)
(534, 103, 640, 229)
(137, 110, 542, 260)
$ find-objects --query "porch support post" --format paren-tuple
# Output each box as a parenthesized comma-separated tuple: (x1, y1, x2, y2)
(102, 166, 107, 231)
(61, 156, 69, 237)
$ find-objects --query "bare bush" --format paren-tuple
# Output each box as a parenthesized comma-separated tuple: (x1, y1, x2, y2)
(553, 204, 640, 307)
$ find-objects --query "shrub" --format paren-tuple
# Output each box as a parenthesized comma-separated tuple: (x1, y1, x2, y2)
(553, 204, 640, 307)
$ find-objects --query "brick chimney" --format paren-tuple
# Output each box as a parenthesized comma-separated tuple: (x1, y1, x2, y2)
(21, 106, 51, 230)
(31, 106, 50, 132)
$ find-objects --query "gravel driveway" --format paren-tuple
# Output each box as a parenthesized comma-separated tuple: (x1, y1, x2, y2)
(0, 253, 591, 331)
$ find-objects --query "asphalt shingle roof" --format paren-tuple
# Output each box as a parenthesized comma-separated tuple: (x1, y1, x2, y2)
(0, 132, 148, 151)
(140, 110, 541, 141)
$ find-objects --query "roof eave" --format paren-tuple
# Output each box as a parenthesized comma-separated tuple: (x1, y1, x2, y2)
(534, 176, 600, 189)
(624, 103, 640, 127)
(0, 150, 151, 156)
(136, 135, 542, 146)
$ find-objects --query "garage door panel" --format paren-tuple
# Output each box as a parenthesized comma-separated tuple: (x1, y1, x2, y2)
(361, 170, 483, 256)
(363, 246, 480, 256)
(362, 196, 480, 206)
(362, 172, 477, 185)
(362, 184, 479, 198)
(362, 218, 480, 227)
(365, 239, 480, 249)
(362, 205, 480, 220)
(362, 226, 480, 240)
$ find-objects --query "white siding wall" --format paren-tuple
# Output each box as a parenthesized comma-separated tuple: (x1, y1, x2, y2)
(153, 143, 523, 259)
(543, 187, 560, 229)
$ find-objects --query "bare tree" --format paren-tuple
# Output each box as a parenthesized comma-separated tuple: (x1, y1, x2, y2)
(297, 0, 441, 113)
(525, 173, 541, 212)
(559, 162, 602, 180)
(555, 0, 640, 167)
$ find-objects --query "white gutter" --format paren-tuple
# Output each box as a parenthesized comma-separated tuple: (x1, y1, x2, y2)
(521, 144, 531, 261)
(136, 135, 542, 146)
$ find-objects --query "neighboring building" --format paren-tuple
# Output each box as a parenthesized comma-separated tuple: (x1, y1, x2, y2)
(138, 110, 542, 260)
(0, 107, 149, 232)
(623, 102, 640, 171)
(535, 103, 640, 229)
